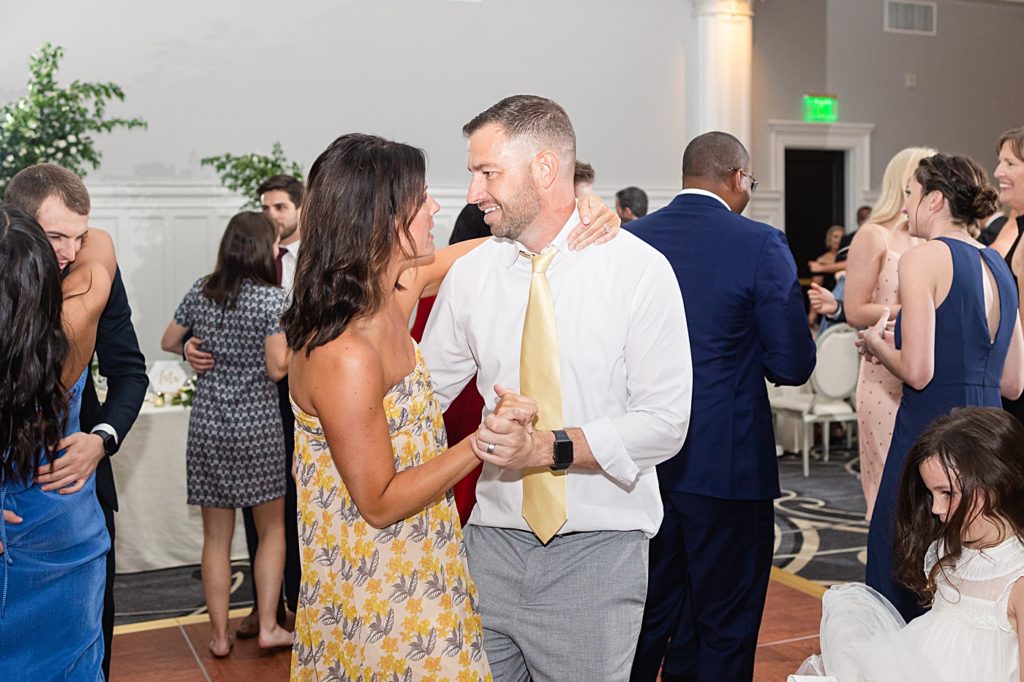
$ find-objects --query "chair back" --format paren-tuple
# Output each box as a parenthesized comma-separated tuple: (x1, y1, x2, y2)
(810, 323, 860, 401)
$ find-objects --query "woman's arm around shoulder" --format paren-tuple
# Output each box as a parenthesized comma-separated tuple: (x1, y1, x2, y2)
(61, 260, 113, 383)
(70, 228, 117, 281)
(304, 337, 479, 528)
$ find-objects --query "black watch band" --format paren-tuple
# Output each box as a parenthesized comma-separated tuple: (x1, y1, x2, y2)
(96, 430, 117, 456)
(551, 429, 573, 471)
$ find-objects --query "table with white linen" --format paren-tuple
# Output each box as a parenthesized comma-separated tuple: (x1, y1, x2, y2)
(111, 401, 248, 574)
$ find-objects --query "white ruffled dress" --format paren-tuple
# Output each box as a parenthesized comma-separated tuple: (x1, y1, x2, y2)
(796, 537, 1024, 681)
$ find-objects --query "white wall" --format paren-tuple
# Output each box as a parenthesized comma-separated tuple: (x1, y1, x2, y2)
(2, 0, 700, 362)
(752, 0, 1024, 191)
(7, 0, 1024, 361)
(1, 0, 694, 189)
(825, 0, 1024, 187)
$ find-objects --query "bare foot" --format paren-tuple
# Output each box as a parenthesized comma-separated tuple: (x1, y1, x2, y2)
(209, 635, 233, 658)
(258, 623, 293, 650)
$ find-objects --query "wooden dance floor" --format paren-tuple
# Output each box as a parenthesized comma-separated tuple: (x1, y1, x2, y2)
(110, 567, 823, 681)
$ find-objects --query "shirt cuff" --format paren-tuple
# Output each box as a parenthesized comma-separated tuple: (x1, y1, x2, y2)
(579, 417, 640, 487)
(90, 423, 119, 444)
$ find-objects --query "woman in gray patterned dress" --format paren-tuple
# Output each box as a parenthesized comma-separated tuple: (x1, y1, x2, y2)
(161, 211, 293, 656)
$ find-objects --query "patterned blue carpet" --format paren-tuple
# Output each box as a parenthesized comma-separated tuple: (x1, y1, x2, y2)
(114, 449, 866, 626)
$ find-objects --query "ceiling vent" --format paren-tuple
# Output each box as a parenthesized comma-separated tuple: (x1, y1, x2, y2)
(885, 1, 937, 36)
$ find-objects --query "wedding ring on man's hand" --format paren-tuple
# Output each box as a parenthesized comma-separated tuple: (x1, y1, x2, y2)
(485, 442, 496, 455)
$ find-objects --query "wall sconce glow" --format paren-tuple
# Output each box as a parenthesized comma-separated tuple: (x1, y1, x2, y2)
(803, 95, 839, 123)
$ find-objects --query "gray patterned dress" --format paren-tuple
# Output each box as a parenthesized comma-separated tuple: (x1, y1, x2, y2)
(174, 277, 287, 508)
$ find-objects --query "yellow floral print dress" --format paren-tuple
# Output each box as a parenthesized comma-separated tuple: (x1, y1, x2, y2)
(290, 346, 491, 682)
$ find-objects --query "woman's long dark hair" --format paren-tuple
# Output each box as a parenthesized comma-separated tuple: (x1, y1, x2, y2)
(283, 133, 426, 355)
(895, 407, 1024, 602)
(0, 206, 69, 484)
(202, 211, 278, 308)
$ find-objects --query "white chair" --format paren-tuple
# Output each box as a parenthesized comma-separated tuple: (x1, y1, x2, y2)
(771, 323, 860, 477)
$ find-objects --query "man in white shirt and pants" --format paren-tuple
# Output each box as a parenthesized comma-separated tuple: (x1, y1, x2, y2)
(422, 94, 693, 681)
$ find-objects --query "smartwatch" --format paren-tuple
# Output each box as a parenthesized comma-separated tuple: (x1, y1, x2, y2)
(96, 430, 117, 456)
(551, 430, 573, 471)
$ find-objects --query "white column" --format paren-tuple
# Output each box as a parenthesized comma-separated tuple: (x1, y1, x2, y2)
(691, 0, 755, 149)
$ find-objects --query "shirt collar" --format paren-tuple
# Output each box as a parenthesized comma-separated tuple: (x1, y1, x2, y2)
(503, 204, 580, 269)
(678, 188, 731, 211)
(281, 239, 300, 255)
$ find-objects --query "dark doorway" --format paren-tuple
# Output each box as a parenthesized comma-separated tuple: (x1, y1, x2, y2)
(785, 149, 846, 282)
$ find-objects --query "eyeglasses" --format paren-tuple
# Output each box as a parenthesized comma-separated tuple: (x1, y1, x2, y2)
(729, 167, 759, 193)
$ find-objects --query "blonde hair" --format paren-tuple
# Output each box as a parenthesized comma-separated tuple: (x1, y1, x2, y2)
(825, 224, 845, 249)
(868, 146, 937, 226)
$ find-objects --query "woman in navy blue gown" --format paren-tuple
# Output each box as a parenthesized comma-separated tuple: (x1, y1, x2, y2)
(0, 206, 114, 679)
(859, 154, 1024, 621)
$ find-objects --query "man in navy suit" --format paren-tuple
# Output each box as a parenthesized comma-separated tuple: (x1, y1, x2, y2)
(628, 132, 815, 682)
(6, 163, 148, 679)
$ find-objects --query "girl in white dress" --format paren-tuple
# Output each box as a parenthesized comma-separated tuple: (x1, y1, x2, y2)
(797, 407, 1024, 681)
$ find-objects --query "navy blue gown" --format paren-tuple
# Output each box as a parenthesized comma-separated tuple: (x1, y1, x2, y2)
(866, 237, 1018, 621)
(0, 369, 109, 679)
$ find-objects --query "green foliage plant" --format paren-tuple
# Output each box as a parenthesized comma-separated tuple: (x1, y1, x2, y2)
(0, 43, 147, 196)
(201, 142, 304, 210)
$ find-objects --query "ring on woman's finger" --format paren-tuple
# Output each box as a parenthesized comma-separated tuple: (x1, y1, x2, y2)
(604, 225, 611, 234)
(485, 442, 496, 455)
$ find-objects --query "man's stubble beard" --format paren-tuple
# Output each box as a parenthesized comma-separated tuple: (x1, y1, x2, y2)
(491, 183, 542, 242)
(279, 220, 299, 241)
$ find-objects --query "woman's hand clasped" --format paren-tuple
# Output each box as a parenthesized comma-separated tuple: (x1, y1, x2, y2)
(471, 386, 540, 470)
(856, 307, 894, 365)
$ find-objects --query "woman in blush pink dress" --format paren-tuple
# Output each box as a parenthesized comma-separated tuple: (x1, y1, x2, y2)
(809, 147, 935, 519)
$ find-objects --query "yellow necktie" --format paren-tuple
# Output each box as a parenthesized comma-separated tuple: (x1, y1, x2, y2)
(520, 246, 567, 544)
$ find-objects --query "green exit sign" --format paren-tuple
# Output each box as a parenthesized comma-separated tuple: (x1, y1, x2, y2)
(803, 95, 838, 123)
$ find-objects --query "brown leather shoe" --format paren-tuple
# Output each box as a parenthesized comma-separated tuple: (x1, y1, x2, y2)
(235, 609, 259, 639)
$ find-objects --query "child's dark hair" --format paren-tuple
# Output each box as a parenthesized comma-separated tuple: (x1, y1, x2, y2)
(895, 407, 1024, 602)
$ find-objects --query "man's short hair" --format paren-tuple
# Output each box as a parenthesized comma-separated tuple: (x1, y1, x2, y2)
(257, 174, 304, 208)
(574, 161, 595, 186)
(463, 95, 576, 162)
(615, 186, 648, 218)
(4, 163, 90, 218)
(682, 131, 750, 183)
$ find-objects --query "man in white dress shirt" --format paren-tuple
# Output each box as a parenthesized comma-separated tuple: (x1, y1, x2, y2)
(421, 95, 693, 681)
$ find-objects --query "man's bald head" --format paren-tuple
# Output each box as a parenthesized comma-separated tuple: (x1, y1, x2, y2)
(682, 132, 749, 184)
(681, 132, 753, 214)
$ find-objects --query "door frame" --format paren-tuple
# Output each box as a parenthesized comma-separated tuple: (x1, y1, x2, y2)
(767, 120, 874, 232)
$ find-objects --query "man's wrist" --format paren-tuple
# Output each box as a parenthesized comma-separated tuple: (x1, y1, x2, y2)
(90, 424, 119, 455)
(825, 300, 844, 321)
(534, 431, 556, 467)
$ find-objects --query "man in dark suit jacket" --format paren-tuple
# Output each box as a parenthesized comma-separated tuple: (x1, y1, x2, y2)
(628, 132, 815, 682)
(5, 164, 148, 680)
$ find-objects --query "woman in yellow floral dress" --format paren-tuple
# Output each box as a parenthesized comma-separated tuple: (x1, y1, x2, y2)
(283, 133, 618, 681)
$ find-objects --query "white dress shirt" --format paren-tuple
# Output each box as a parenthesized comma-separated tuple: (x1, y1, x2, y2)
(422, 207, 692, 536)
(677, 187, 731, 210)
(280, 239, 300, 297)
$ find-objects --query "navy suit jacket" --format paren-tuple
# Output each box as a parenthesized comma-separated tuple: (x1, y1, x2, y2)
(629, 192, 815, 500)
(79, 267, 148, 512)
